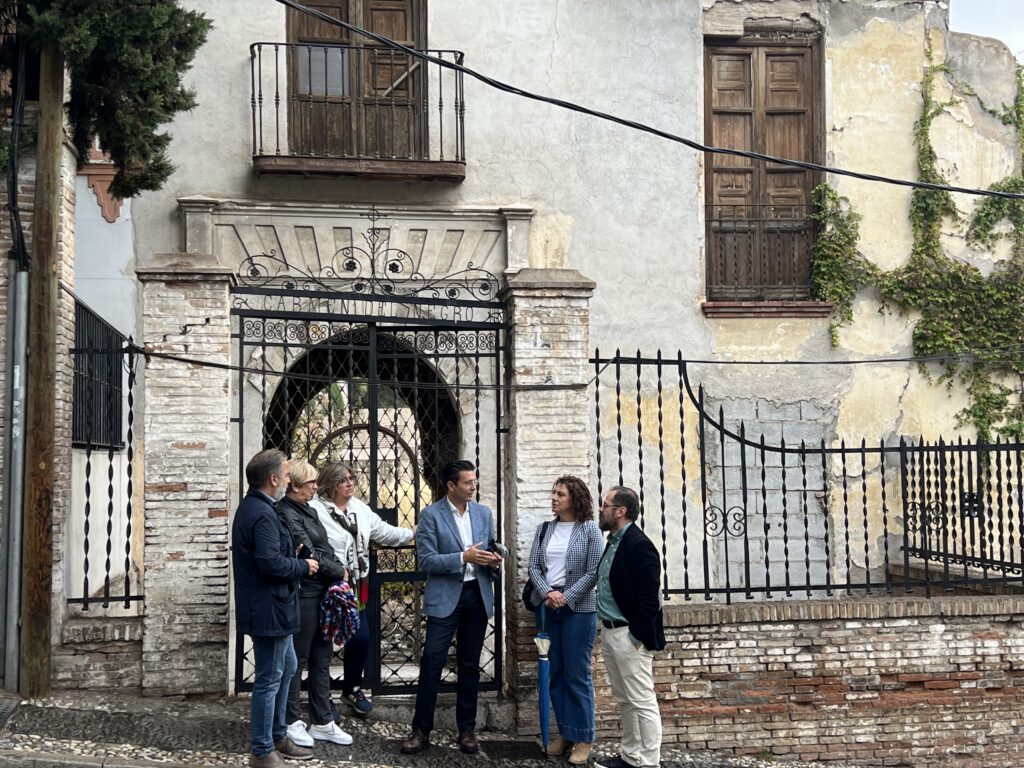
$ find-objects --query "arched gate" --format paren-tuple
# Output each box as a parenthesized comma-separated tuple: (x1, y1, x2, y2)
(229, 212, 505, 695)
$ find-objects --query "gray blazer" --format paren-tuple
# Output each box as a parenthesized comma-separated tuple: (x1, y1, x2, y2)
(527, 519, 603, 613)
(417, 498, 497, 619)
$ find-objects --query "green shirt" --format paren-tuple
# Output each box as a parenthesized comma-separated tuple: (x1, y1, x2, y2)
(596, 522, 631, 622)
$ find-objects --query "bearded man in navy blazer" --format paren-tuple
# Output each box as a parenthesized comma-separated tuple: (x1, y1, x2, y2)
(594, 485, 665, 768)
(401, 460, 504, 756)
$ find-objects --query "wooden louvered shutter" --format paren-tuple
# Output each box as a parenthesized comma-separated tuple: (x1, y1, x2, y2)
(706, 42, 816, 300)
(288, 2, 351, 156)
(362, 0, 423, 159)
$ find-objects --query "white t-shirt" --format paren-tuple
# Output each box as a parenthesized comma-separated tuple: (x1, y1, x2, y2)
(544, 521, 575, 588)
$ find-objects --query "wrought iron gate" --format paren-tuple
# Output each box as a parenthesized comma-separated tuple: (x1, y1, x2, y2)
(230, 211, 505, 695)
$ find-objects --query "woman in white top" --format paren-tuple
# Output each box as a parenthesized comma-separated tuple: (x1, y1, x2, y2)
(310, 462, 414, 717)
(526, 475, 604, 765)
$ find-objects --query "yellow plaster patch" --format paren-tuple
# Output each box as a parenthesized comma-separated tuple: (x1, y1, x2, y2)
(528, 212, 574, 269)
(712, 319, 819, 355)
(829, 16, 924, 271)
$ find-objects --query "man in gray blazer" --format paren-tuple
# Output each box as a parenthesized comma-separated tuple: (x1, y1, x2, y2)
(401, 460, 503, 755)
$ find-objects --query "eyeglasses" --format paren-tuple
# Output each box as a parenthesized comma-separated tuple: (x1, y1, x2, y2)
(600, 502, 624, 510)
(340, 476, 356, 484)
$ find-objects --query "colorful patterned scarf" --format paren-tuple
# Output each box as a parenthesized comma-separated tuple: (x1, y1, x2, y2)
(319, 580, 361, 646)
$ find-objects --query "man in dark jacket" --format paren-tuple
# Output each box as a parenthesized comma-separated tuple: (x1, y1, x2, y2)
(232, 449, 320, 767)
(594, 486, 665, 768)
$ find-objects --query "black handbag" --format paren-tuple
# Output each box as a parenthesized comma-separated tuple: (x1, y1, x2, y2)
(521, 520, 551, 609)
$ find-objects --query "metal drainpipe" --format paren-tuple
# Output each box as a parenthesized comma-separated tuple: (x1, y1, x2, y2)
(1, 36, 30, 693)
(1, 266, 27, 692)
(0, 259, 15, 685)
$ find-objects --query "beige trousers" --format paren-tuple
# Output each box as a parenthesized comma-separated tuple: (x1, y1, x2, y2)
(600, 625, 662, 767)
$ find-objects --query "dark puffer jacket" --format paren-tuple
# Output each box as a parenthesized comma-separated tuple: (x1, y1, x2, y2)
(278, 495, 348, 599)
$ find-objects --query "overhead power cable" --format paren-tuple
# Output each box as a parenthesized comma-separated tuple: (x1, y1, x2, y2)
(122, 340, 1024, 391)
(277, 0, 1024, 201)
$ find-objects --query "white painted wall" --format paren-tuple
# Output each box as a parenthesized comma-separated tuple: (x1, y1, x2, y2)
(74, 177, 136, 339)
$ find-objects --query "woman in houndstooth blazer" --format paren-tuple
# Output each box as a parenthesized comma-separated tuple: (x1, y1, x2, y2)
(526, 475, 604, 765)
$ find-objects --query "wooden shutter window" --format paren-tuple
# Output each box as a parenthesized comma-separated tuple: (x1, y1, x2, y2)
(705, 41, 818, 303)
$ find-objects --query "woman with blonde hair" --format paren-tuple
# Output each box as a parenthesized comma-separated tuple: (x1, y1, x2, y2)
(312, 462, 414, 716)
(278, 458, 354, 748)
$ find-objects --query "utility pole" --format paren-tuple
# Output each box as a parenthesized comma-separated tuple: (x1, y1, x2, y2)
(20, 46, 63, 698)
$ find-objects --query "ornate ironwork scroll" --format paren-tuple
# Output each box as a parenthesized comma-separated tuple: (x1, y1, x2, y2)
(235, 207, 500, 303)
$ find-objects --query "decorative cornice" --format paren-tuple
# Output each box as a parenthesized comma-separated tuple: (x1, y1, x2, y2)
(80, 163, 123, 224)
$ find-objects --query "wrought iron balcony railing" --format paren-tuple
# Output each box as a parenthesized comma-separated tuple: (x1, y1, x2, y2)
(250, 42, 466, 180)
(706, 204, 816, 301)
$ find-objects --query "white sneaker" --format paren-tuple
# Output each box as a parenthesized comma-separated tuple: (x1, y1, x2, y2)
(307, 721, 353, 746)
(286, 720, 314, 749)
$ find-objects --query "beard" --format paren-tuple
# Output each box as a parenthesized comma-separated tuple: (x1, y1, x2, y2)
(272, 483, 288, 502)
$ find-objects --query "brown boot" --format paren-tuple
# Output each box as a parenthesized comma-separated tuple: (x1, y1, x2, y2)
(568, 742, 593, 765)
(544, 735, 569, 756)
(400, 728, 431, 754)
(249, 751, 286, 768)
(458, 730, 480, 754)
(275, 736, 314, 761)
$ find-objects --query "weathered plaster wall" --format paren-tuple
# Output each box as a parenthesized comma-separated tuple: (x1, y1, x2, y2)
(132, 0, 703, 349)
(695, 0, 1019, 448)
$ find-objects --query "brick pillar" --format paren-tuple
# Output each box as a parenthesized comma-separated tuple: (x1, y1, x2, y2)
(501, 268, 595, 735)
(137, 255, 233, 695)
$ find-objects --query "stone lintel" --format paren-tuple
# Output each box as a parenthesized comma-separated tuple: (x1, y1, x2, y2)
(136, 253, 236, 285)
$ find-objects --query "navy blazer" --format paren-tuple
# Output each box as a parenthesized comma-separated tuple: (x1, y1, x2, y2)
(417, 498, 496, 619)
(604, 523, 666, 651)
(231, 489, 309, 637)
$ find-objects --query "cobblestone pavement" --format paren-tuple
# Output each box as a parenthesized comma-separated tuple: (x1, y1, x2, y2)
(0, 691, 868, 768)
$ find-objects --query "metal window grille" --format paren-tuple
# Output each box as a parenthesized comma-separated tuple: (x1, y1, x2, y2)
(72, 300, 126, 450)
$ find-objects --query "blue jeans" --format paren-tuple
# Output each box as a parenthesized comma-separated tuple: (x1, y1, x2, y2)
(539, 607, 597, 743)
(251, 634, 298, 757)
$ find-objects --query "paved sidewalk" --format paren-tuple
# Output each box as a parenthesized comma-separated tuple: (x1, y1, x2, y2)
(0, 691, 861, 768)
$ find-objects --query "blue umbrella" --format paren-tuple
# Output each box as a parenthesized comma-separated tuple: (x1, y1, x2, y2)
(534, 603, 552, 754)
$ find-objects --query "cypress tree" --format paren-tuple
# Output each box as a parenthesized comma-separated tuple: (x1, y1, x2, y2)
(13, 0, 211, 197)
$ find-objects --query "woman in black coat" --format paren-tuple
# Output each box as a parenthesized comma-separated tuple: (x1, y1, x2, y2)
(278, 458, 355, 747)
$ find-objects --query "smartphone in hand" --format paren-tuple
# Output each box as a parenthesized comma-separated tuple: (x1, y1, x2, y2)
(296, 543, 313, 560)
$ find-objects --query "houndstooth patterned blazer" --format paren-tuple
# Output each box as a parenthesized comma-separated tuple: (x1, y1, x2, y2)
(526, 519, 604, 613)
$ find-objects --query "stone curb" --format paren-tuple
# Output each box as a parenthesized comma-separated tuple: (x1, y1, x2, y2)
(0, 751, 178, 768)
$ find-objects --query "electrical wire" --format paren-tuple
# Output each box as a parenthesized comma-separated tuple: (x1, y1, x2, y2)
(276, 0, 1024, 201)
(125, 341, 601, 392)
(120, 338, 1024, 396)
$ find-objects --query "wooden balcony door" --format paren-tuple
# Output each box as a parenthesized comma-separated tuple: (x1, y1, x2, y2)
(287, 0, 425, 159)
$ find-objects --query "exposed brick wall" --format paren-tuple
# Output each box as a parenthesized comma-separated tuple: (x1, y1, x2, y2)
(585, 597, 1024, 767)
(502, 268, 595, 730)
(138, 265, 233, 695)
(50, 139, 78, 649)
(52, 616, 142, 689)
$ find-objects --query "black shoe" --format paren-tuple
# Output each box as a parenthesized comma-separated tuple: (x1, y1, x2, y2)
(401, 729, 431, 754)
(595, 756, 632, 768)
(457, 730, 480, 755)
